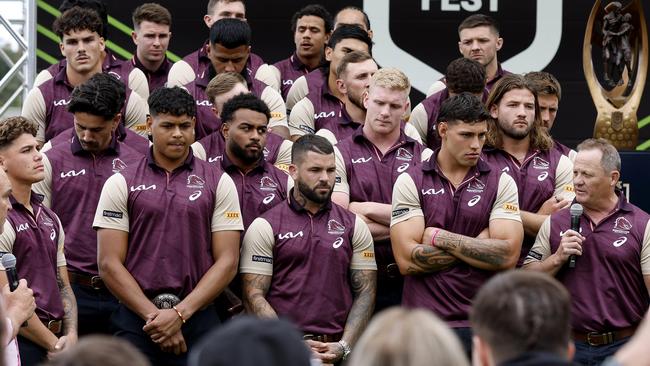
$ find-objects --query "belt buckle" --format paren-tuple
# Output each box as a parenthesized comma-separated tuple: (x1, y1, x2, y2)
(386, 263, 399, 279)
(90, 276, 103, 290)
(47, 320, 62, 334)
(303, 334, 314, 341)
(586, 331, 613, 346)
(152, 293, 181, 309)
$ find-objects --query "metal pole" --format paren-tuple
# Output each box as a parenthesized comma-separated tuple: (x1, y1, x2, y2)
(25, 0, 37, 90)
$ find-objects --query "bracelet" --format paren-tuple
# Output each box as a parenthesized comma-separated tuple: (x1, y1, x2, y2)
(338, 339, 351, 361)
(172, 306, 186, 324)
(430, 228, 441, 247)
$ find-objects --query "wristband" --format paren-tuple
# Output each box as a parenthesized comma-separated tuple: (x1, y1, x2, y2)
(430, 228, 441, 247)
(172, 306, 186, 324)
(338, 339, 351, 361)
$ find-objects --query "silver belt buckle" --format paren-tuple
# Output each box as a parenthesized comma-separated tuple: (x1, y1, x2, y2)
(152, 293, 181, 309)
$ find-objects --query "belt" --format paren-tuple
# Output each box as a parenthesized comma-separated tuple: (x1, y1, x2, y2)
(45, 319, 62, 334)
(572, 326, 636, 346)
(68, 272, 106, 290)
(303, 332, 343, 343)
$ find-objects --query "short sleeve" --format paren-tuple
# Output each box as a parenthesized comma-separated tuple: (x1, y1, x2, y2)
(124, 92, 149, 137)
(33, 69, 54, 87)
(350, 216, 377, 270)
(0, 222, 16, 257)
(21, 88, 47, 142)
(490, 172, 522, 222)
(261, 86, 288, 128)
(255, 64, 281, 92)
(333, 146, 349, 195)
(166, 60, 197, 87)
(33, 153, 53, 207)
(641, 220, 650, 275)
(288, 98, 316, 137)
(128, 68, 150, 100)
(427, 80, 446, 97)
(404, 123, 423, 144)
(554, 155, 575, 200)
(191, 141, 208, 161)
(92, 173, 130, 232)
(274, 140, 293, 167)
(239, 218, 275, 276)
(408, 103, 428, 143)
(285, 75, 309, 111)
(524, 217, 553, 265)
(211, 173, 245, 232)
(390, 172, 424, 226)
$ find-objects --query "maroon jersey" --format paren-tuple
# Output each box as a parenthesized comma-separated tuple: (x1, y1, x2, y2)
(39, 129, 144, 276)
(123, 56, 172, 93)
(272, 53, 313, 100)
(183, 41, 265, 82)
(1, 194, 65, 323)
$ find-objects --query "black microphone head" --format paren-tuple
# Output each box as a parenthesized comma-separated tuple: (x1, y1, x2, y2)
(1, 253, 16, 269)
(570, 203, 583, 216)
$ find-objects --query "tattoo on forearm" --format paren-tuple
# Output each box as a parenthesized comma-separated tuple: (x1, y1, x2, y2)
(342, 270, 376, 346)
(56, 270, 77, 334)
(435, 231, 510, 267)
(242, 274, 277, 318)
(409, 245, 458, 274)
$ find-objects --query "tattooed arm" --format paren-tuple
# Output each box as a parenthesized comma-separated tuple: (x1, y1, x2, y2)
(391, 215, 459, 275)
(241, 273, 277, 318)
(54, 266, 78, 351)
(342, 269, 376, 345)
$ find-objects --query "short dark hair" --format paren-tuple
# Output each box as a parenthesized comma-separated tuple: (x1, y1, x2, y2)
(0, 117, 38, 150)
(221, 93, 270, 124)
(471, 271, 571, 363)
(68, 73, 125, 120)
(209, 18, 251, 48)
(58, 0, 108, 38)
(291, 134, 334, 164)
(335, 6, 371, 30)
(328, 24, 372, 53)
(458, 14, 500, 35)
(148, 87, 196, 118)
(45, 335, 150, 366)
(525, 71, 562, 101)
(438, 92, 490, 125)
(207, 0, 245, 15)
(446, 57, 486, 95)
(53, 7, 104, 38)
(291, 4, 333, 34)
(132, 3, 172, 28)
(336, 50, 374, 78)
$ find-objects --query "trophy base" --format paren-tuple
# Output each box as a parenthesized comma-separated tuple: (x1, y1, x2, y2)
(594, 111, 639, 150)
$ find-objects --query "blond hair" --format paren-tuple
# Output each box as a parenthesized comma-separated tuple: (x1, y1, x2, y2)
(370, 68, 411, 95)
(205, 72, 247, 104)
(348, 308, 469, 366)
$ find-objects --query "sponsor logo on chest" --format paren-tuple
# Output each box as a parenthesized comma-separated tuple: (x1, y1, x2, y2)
(278, 231, 303, 240)
(314, 111, 335, 119)
(130, 184, 157, 192)
(53, 99, 70, 107)
(60, 169, 86, 178)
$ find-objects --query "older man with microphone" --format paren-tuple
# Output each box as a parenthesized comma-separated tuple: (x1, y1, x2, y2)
(524, 138, 650, 365)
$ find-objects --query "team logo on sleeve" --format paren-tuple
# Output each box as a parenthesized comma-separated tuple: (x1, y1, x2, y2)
(252, 255, 272, 264)
(299, 125, 316, 134)
(532, 157, 550, 170)
(187, 175, 205, 189)
(392, 208, 409, 218)
(112, 158, 127, 173)
(466, 179, 485, 193)
(502, 203, 519, 213)
(612, 217, 632, 234)
(396, 148, 414, 161)
(270, 112, 284, 119)
(327, 219, 346, 235)
(260, 177, 278, 191)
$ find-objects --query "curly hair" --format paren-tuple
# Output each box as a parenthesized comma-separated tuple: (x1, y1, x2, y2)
(0, 117, 38, 150)
(58, 0, 108, 38)
(291, 4, 333, 34)
(53, 7, 104, 38)
(68, 73, 125, 120)
(446, 57, 486, 95)
(221, 93, 270, 124)
(148, 87, 196, 118)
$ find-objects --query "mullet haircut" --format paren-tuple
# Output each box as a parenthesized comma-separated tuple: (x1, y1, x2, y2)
(148, 87, 196, 118)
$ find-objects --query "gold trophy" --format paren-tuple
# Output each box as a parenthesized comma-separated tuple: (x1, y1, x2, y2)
(583, 0, 648, 150)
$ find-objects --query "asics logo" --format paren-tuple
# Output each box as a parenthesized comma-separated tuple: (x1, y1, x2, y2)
(468, 195, 481, 207)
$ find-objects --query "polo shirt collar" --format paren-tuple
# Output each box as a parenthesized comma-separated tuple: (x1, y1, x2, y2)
(221, 150, 268, 174)
(422, 148, 491, 176)
(71, 132, 121, 156)
(289, 52, 310, 72)
(288, 188, 333, 215)
(9, 191, 44, 208)
(147, 146, 196, 172)
(132, 55, 172, 77)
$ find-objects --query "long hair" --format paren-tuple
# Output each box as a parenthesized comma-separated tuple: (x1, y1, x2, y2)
(485, 74, 553, 151)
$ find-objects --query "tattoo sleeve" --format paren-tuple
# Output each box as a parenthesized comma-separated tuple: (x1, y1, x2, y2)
(56, 268, 78, 335)
(407, 245, 458, 275)
(341, 269, 376, 346)
(241, 273, 277, 319)
(434, 230, 511, 269)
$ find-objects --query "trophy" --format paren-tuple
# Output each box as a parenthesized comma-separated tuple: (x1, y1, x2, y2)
(583, 0, 648, 150)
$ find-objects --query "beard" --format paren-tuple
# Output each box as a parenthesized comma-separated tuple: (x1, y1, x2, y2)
(297, 179, 333, 204)
(229, 140, 263, 165)
(498, 118, 533, 140)
(347, 89, 366, 111)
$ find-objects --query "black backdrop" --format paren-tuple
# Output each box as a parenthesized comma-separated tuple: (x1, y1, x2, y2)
(36, 0, 650, 150)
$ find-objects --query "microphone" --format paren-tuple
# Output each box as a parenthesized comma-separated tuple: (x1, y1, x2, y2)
(568, 204, 583, 268)
(2, 254, 28, 326)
